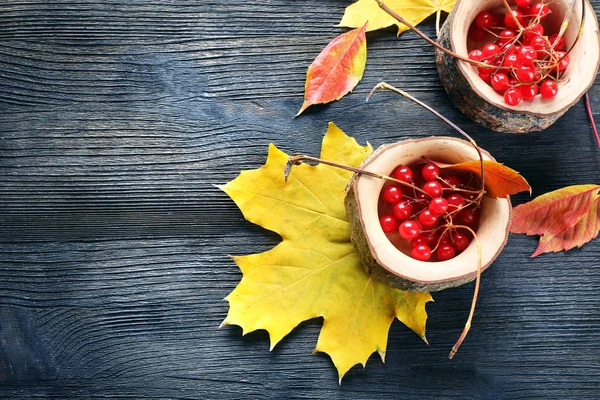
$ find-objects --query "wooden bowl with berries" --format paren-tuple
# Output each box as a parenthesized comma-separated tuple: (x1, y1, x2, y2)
(345, 137, 512, 292)
(436, 0, 600, 133)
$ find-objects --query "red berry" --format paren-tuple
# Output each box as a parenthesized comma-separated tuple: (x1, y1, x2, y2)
(392, 165, 413, 183)
(451, 231, 471, 252)
(469, 26, 486, 42)
(411, 244, 432, 261)
(515, 0, 532, 7)
(504, 10, 524, 30)
(491, 73, 510, 93)
(428, 197, 449, 216)
(475, 11, 494, 29)
(519, 83, 539, 100)
(478, 60, 494, 76)
(482, 43, 501, 59)
(524, 23, 544, 41)
(437, 243, 456, 261)
(382, 184, 403, 203)
(530, 2, 550, 19)
(421, 163, 441, 182)
(478, 71, 492, 83)
(469, 49, 484, 62)
(418, 209, 438, 227)
(410, 235, 429, 250)
(504, 87, 523, 106)
(529, 35, 548, 52)
(502, 53, 520, 69)
(458, 208, 479, 226)
(553, 52, 570, 72)
(380, 215, 398, 233)
(392, 200, 413, 221)
(539, 80, 558, 98)
(446, 193, 465, 211)
(399, 220, 422, 240)
(549, 33, 566, 51)
(441, 174, 460, 188)
(517, 45, 536, 64)
(422, 181, 443, 198)
(499, 29, 517, 41)
(516, 64, 536, 83)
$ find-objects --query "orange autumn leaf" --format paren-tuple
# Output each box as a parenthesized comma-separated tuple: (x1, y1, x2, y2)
(511, 184, 600, 237)
(429, 159, 531, 199)
(531, 197, 600, 257)
(296, 24, 367, 116)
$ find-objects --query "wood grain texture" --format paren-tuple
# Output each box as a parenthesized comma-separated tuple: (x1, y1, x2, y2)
(1, 1, 599, 398)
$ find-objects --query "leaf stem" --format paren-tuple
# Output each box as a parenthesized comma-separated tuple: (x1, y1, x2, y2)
(448, 224, 482, 359)
(285, 154, 431, 196)
(585, 93, 600, 149)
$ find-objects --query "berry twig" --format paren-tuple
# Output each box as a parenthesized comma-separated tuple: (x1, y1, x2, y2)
(374, 0, 509, 71)
(285, 154, 431, 196)
(585, 93, 600, 149)
(367, 82, 487, 358)
(367, 82, 486, 205)
(448, 224, 482, 359)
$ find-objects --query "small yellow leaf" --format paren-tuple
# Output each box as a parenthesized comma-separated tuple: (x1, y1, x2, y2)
(221, 122, 432, 380)
(340, 0, 456, 34)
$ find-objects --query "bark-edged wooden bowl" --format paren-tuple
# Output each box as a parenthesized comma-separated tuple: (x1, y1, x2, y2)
(345, 137, 511, 292)
(436, 0, 600, 133)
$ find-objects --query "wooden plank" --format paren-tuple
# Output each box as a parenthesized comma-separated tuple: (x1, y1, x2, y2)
(0, 0, 599, 398)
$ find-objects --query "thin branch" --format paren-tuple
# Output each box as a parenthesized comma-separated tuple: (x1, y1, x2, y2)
(448, 224, 482, 359)
(367, 82, 486, 203)
(436, 8, 441, 37)
(374, 0, 507, 70)
(585, 93, 600, 149)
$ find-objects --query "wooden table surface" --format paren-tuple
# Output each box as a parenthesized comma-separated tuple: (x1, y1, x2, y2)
(1, 1, 599, 398)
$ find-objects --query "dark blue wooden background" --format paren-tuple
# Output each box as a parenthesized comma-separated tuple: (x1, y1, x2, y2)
(1, 1, 599, 398)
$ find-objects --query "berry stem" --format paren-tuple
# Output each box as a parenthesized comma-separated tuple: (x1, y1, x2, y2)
(367, 82, 486, 204)
(448, 224, 481, 359)
(285, 154, 431, 196)
(374, 0, 508, 71)
(585, 93, 600, 149)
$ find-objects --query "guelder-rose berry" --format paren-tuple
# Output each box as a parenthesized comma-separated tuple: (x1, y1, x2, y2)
(475, 11, 494, 29)
(519, 84, 539, 100)
(504, 10, 524, 29)
(437, 243, 456, 261)
(504, 87, 522, 106)
(399, 220, 422, 240)
(429, 197, 449, 216)
(421, 163, 441, 181)
(382, 184, 402, 203)
(380, 215, 398, 233)
(411, 244, 432, 261)
(540, 80, 559, 98)
(423, 181, 443, 198)
(491, 73, 510, 93)
(392, 165, 413, 182)
(392, 200, 413, 221)
(418, 209, 438, 227)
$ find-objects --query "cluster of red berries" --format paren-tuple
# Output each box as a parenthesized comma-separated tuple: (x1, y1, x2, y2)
(468, 0, 567, 106)
(378, 162, 481, 262)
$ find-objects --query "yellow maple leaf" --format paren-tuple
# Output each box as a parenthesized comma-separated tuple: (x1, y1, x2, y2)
(340, 0, 456, 34)
(220, 122, 432, 381)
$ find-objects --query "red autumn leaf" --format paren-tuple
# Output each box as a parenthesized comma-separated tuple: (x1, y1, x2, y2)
(531, 197, 600, 257)
(296, 23, 367, 116)
(510, 184, 600, 237)
(428, 159, 531, 198)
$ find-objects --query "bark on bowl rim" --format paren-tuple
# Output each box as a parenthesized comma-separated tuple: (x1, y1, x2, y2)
(345, 136, 512, 292)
